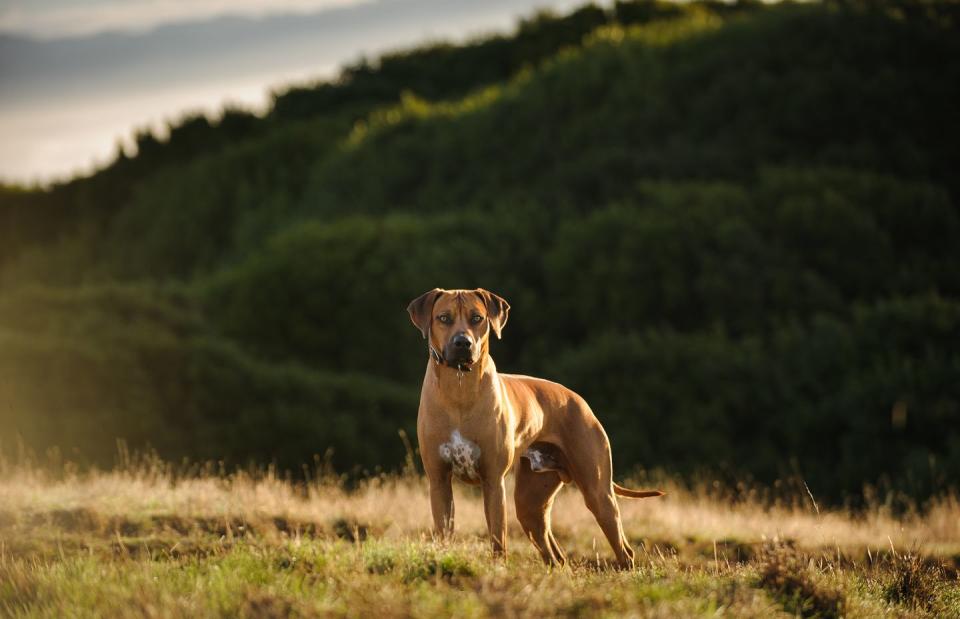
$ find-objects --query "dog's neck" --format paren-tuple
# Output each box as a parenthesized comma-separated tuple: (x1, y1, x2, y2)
(426, 348, 496, 411)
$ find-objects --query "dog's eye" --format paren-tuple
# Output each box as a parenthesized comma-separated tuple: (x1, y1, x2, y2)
(437, 315, 451, 324)
(471, 315, 483, 324)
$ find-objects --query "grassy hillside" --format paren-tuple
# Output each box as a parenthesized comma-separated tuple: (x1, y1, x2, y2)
(1, 461, 958, 617)
(0, 1, 958, 502)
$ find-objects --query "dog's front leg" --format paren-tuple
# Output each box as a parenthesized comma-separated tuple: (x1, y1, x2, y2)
(482, 475, 507, 557)
(428, 468, 454, 538)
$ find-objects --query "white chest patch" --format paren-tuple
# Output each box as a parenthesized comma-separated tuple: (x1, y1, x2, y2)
(439, 430, 481, 481)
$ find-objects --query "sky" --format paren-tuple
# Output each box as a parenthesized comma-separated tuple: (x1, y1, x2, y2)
(0, 0, 366, 38)
(0, 0, 588, 184)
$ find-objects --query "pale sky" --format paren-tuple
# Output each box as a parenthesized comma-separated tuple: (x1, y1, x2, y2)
(0, 0, 588, 184)
(0, 0, 362, 38)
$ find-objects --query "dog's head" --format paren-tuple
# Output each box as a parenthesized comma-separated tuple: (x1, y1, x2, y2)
(407, 288, 510, 370)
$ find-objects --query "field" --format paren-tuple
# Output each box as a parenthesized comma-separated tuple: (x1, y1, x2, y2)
(1, 458, 958, 618)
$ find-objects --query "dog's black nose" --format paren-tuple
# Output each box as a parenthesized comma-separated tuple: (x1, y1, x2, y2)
(452, 334, 472, 350)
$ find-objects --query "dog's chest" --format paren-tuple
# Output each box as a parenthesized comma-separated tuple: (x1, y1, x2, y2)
(439, 430, 481, 481)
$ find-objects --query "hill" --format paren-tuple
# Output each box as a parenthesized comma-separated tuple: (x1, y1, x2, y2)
(0, 0, 958, 503)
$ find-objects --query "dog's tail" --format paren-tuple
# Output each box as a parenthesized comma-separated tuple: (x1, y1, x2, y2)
(613, 482, 665, 499)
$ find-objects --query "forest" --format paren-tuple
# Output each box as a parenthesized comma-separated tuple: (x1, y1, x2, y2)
(1, 0, 958, 504)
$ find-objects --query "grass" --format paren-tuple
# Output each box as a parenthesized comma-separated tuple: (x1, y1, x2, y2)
(0, 458, 958, 618)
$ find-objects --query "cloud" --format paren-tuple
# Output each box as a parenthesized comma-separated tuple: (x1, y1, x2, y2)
(0, 0, 364, 38)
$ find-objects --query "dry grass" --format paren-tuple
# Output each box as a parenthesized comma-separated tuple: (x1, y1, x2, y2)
(3, 462, 957, 556)
(1, 459, 958, 617)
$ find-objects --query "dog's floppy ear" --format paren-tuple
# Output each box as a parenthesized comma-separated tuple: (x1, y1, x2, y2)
(407, 288, 443, 339)
(475, 288, 510, 339)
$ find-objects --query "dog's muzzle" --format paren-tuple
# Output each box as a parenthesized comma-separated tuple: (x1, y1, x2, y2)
(429, 332, 476, 372)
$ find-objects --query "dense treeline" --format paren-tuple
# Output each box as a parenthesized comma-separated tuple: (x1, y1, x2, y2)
(1, 1, 958, 503)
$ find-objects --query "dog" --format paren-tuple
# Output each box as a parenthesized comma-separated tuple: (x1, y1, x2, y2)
(407, 288, 663, 568)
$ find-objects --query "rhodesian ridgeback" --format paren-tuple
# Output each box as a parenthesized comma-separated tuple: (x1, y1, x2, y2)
(407, 288, 663, 568)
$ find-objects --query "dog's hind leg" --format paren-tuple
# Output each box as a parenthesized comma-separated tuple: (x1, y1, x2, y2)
(515, 457, 566, 567)
(582, 487, 635, 569)
(546, 528, 566, 566)
(566, 440, 636, 569)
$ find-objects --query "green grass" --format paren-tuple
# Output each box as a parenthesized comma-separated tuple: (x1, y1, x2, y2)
(8, 536, 954, 618)
(1, 468, 958, 617)
(0, 537, 779, 618)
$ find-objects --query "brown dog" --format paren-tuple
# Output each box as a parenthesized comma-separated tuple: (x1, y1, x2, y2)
(407, 288, 663, 568)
